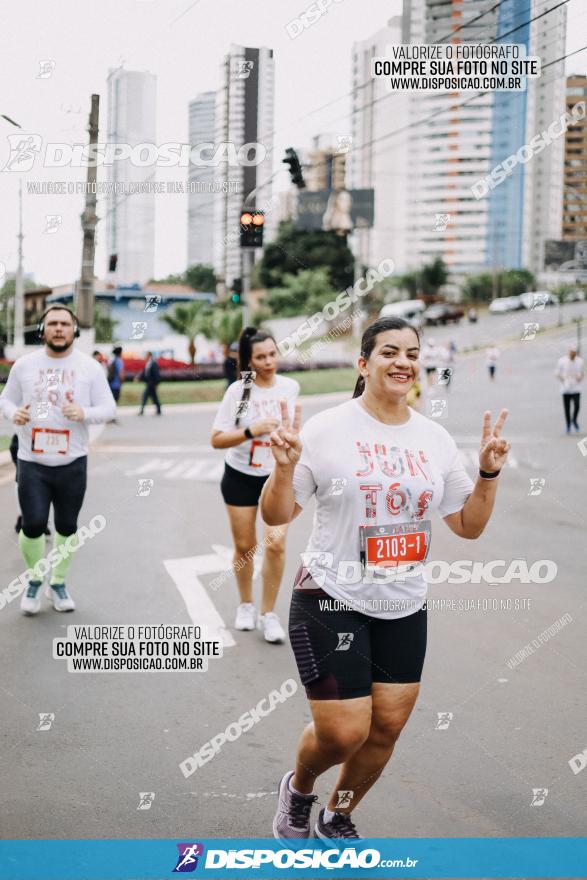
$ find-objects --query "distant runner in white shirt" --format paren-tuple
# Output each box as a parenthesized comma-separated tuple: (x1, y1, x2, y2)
(261, 316, 510, 842)
(0, 306, 116, 615)
(486, 345, 500, 380)
(555, 348, 584, 433)
(419, 337, 438, 387)
(211, 327, 299, 644)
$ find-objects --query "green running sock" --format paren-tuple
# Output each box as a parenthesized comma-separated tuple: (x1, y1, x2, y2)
(18, 531, 45, 578)
(50, 531, 76, 586)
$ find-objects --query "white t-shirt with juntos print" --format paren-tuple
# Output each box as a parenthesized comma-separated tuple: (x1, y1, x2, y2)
(213, 375, 299, 477)
(292, 398, 475, 619)
(0, 348, 116, 466)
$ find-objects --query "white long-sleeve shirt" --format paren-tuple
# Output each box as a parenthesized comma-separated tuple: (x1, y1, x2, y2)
(0, 348, 117, 466)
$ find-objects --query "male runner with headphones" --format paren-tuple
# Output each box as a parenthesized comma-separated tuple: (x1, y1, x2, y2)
(0, 305, 116, 615)
(261, 316, 510, 840)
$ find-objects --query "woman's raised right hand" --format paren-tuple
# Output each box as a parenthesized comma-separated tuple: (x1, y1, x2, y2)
(270, 400, 302, 466)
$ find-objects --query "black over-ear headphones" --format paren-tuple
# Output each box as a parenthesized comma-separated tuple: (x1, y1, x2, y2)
(37, 305, 81, 341)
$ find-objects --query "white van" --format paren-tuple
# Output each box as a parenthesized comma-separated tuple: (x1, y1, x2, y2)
(379, 299, 426, 328)
(519, 291, 558, 310)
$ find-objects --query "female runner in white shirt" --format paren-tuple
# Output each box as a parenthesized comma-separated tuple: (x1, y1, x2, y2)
(212, 327, 299, 643)
(261, 316, 510, 840)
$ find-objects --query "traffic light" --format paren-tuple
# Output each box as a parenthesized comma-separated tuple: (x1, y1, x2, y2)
(240, 210, 264, 248)
(108, 254, 118, 272)
(283, 148, 305, 189)
(231, 278, 243, 304)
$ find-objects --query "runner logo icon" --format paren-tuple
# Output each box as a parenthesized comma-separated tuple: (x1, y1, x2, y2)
(173, 843, 204, 872)
(530, 788, 548, 806)
(335, 790, 354, 808)
(335, 633, 354, 651)
(435, 712, 453, 730)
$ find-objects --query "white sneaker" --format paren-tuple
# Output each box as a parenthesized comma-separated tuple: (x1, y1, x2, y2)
(235, 602, 257, 631)
(258, 612, 286, 644)
(20, 581, 43, 616)
(45, 584, 75, 612)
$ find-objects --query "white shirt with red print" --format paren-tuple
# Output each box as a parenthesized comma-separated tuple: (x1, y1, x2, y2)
(293, 398, 474, 619)
(213, 375, 299, 477)
(0, 349, 116, 466)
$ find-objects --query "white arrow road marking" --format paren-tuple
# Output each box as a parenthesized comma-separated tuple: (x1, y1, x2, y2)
(164, 548, 237, 648)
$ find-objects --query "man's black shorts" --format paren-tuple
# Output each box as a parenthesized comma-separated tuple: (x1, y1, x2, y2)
(288, 571, 427, 700)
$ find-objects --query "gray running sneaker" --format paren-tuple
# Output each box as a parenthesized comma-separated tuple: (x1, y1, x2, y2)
(20, 581, 43, 616)
(315, 808, 363, 840)
(45, 584, 75, 612)
(273, 770, 317, 840)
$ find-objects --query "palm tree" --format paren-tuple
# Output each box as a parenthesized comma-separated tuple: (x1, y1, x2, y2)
(213, 308, 243, 353)
(161, 301, 213, 365)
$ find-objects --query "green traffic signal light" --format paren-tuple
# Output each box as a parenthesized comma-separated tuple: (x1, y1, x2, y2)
(231, 293, 241, 304)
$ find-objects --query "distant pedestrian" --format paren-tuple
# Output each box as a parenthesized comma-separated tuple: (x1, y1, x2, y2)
(437, 342, 455, 389)
(137, 351, 162, 415)
(555, 348, 584, 433)
(223, 342, 239, 388)
(486, 345, 500, 380)
(420, 338, 438, 387)
(92, 350, 108, 376)
(107, 346, 125, 424)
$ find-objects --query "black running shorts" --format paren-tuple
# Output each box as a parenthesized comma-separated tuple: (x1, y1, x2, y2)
(220, 462, 269, 507)
(17, 456, 88, 539)
(288, 568, 427, 700)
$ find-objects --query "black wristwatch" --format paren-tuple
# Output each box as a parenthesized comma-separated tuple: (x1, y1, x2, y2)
(244, 427, 254, 440)
(479, 468, 501, 479)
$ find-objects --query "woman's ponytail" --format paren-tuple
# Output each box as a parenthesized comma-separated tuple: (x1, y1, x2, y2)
(352, 376, 365, 399)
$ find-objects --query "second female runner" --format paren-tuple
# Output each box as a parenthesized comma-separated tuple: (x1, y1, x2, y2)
(212, 327, 299, 643)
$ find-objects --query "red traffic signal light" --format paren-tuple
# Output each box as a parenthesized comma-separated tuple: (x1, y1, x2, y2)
(240, 209, 264, 248)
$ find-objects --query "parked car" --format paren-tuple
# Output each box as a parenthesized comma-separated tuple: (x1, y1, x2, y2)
(519, 290, 558, 310)
(489, 295, 524, 314)
(422, 303, 465, 326)
(563, 289, 585, 302)
(379, 299, 425, 328)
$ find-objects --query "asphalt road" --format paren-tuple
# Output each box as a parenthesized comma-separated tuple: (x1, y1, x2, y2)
(0, 323, 586, 846)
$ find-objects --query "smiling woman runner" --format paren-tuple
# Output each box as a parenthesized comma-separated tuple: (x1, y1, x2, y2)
(260, 316, 510, 840)
(211, 327, 299, 644)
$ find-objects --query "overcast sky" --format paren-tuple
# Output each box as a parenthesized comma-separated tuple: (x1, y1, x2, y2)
(0, 0, 585, 287)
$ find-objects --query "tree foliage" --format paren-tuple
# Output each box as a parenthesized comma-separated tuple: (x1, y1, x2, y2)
(149, 263, 217, 292)
(161, 301, 214, 364)
(257, 221, 354, 291)
(94, 306, 118, 343)
(461, 268, 536, 302)
(257, 268, 336, 318)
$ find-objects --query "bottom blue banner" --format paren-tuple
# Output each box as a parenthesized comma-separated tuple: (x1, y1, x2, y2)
(1, 838, 587, 878)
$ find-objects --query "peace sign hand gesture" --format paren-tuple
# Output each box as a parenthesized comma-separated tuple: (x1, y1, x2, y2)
(270, 400, 302, 467)
(479, 409, 510, 473)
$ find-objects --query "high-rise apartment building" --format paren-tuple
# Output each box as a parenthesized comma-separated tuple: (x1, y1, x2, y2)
(349, 16, 412, 272)
(105, 68, 157, 285)
(187, 91, 216, 267)
(352, 0, 567, 278)
(212, 45, 275, 290)
(562, 75, 587, 241)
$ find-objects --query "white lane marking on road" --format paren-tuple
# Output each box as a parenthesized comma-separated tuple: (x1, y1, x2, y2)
(97, 444, 216, 454)
(124, 457, 224, 481)
(163, 547, 236, 648)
